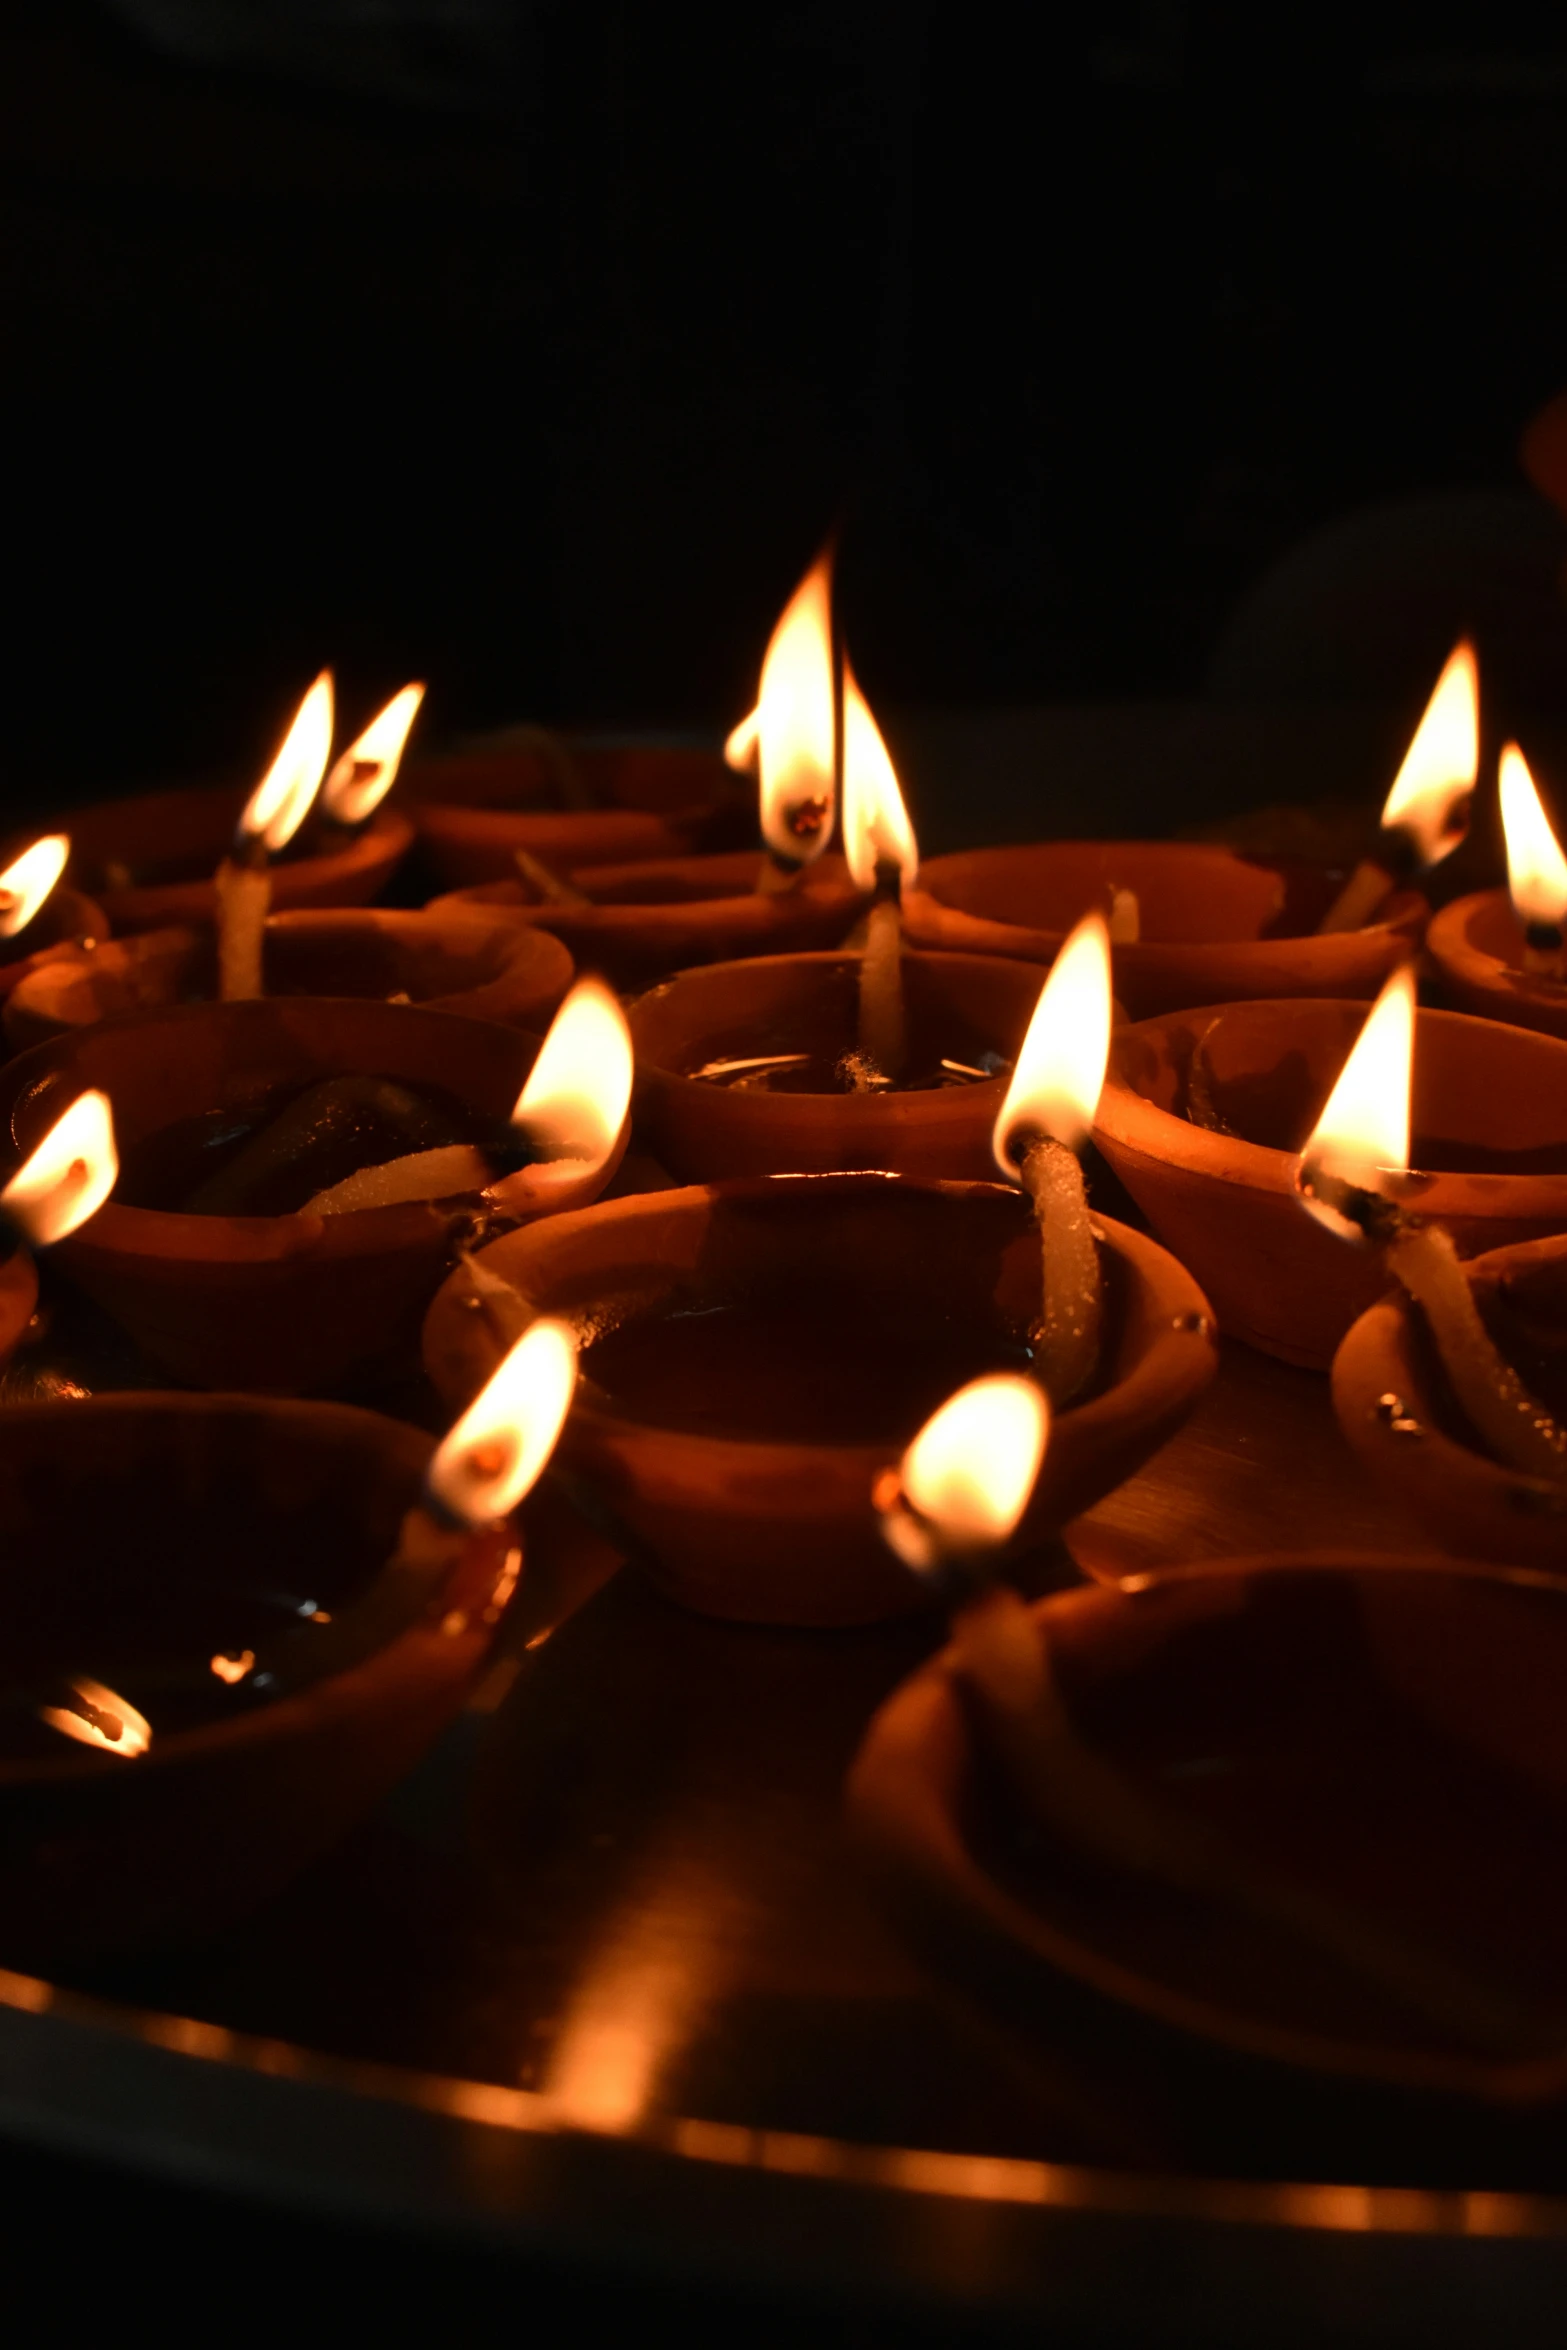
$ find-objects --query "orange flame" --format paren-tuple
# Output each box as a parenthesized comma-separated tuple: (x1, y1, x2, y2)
(755, 552, 835, 865)
(320, 682, 425, 824)
(724, 705, 760, 772)
(1297, 964, 1416, 1241)
(841, 657, 917, 890)
(427, 1317, 578, 1526)
(40, 1676, 151, 1759)
(1380, 640, 1478, 866)
(1499, 743, 1567, 932)
(993, 912, 1113, 1169)
(1, 1088, 117, 1247)
(0, 836, 69, 939)
(501, 977, 633, 1177)
(238, 671, 335, 852)
(878, 1374, 1050, 1572)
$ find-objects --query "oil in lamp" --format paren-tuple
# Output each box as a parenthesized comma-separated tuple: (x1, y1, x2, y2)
(215, 671, 335, 1000)
(1315, 640, 1478, 932)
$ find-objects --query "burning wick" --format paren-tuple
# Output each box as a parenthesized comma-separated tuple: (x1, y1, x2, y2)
(318, 681, 425, 835)
(743, 549, 837, 895)
(842, 658, 917, 1083)
(1297, 963, 1567, 1480)
(1499, 741, 1567, 980)
(1317, 640, 1478, 935)
(215, 671, 335, 1001)
(40, 1675, 151, 1759)
(0, 835, 70, 941)
(992, 913, 1113, 1407)
(0, 1087, 117, 1257)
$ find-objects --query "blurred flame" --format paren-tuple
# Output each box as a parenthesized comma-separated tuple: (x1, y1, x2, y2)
(1, 1088, 117, 1247)
(993, 912, 1113, 1168)
(508, 977, 633, 1172)
(755, 552, 835, 865)
(1298, 964, 1415, 1236)
(320, 682, 424, 824)
(724, 706, 759, 772)
(238, 671, 335, 852)
(210, 1650, 255, 1684)
(1499, 743, 1567, 931)
(0, 836, 69, 939)
(427, 1317, 578, 1526)
(879, 1374, 1050, 1571)
(841, 657, 917, 889)
(40, 1676, 151, 1759)
(1380, 640, 1478, 866)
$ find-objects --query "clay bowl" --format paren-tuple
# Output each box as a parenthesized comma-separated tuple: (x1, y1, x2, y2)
(1426, 888, 1567, 1042)
(0, 996, 605, 1393)
(1093, 999, 1567, 1369)
(2, 906, 574, 1051)
(432, 849, 864, 987)
(0, 1250, 38, 1373)
(628, 950, 1052, 1182)
(0, 1392, 515, 1966)
(1333, 1230, 1567, 1570)
(405, 739, 747, 889)
(847, 1553, 1567, 2108)
(902, 842, 1426, 1019)
(63, 780, 411, 933)
(0, 882, 110, 1003)
(422, 1174, 1218, 1629)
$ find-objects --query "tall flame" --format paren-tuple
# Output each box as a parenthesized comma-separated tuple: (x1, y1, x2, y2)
(427, 1317, 578, 1526)
(1380, 640, 1478, 867)
(238, 671, 335, 852)
(993, 912, 1113, 1169)
(320, 682, 425, 824)
(40, 1676, 151, 1759)
(506, 977, 633, 1172)
(755, 552, 835, 866)
(0, 836, 69, 939)
(1, 1088, 117, 1247)
(1499, 743, 1567, 932)
(841, 657, 917, 890)
(1297, 964, 1416, 1239)
(878, 1374, 1050, 1572)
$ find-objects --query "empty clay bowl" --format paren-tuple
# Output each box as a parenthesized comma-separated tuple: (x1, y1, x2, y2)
(1093, 999, 1567, 1368)
(1426, 889, 1567, 1042)
(902, 842, 1425, 1019)
(0, 1392, 516, 1965)
(422, 1174, 1217, 1629)
(628, 950, 1053, 1181)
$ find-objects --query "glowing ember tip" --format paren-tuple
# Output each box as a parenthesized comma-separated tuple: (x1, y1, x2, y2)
(841, 657, 917, 890)
(1297, 963, 1416, 1243)
(993, 912, 1113, 1172)
(1, 1088, 117, 1248)
(1380, 640, 1478, 868)
(0, 835, 69, 938)
(40, 1676, 151, 1759)
(239, 670, 335, 852)
(508, 977, 633, 1174)
(877, 1374, 1050, 1574)
(1499, 743, 1567, 934)
(320, 682, 425, 824)
(755, 550, 835, 865)
(428, 1317, 578, 1526)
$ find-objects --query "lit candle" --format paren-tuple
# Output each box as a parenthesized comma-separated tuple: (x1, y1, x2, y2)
(841, 656, 918, 1084)
(991, 912, 1113, 1405)
(318, 682, 425, 835)
(215, 672, 335, 1001)
(1498, 741, 1567, 978)
(0, 836, 70, 943)
(0, 1086, 118, 1255)
(733, 550, 837, 893)
(1317, 641, 1477, 933)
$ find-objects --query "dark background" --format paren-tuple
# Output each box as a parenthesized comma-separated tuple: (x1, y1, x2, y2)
(4, 2, 1567, 800)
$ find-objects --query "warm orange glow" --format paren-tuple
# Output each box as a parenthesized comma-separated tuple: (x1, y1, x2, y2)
(1380, 640, 1478, 866)
(723, 705, 760, 772)
(879, 1374, 1050, 1571)
(209, 1650, 255, 1685)
(841, 657, 917, 889)
(0, 835, 69, 939)
(993, 912, 1113, 1168)
(755, 552, 835, 865)
(1, 1088, 117, 1248)
(320, 682, 425, 824)
(427, 1317, 578, 1526)
(502, 977, 633, 1178)
(40, 1676, 151, 1759)
(1298, 963, 1415, 1238)
(1499, 743, 1567, 932)
(238, 671, 335, 851)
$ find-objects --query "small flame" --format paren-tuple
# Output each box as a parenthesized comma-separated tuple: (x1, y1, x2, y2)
(238, 671, 335, 852)
(1380, 640, 1478, 866)
(993, 912, 1113, 1169)
(724, 705, 760, 772)
(0, 836, 69, 939)
(1, 1088, 117, 1247)
(427, 1317, 578, 1526)
(878, 1374, 1050, 1572)
(1297, 963, 1416, 1238)
(40, 1676, 151, 1759)
(1499, 743, 1567, 933)
(755, 551, 835, 866)
(507, 977, 633, 1173)
(320, 682, 425, 824)
(841, 657, 917, 890)
(210, 1650, 255, 1685)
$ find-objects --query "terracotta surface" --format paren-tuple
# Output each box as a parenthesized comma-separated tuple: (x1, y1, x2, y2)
(0, 886, 109, 1004)
(433, 849, 864, 987)
(903, 842, 1426, 1018)
(1094, 998, 1567, 1368)
(0, 1393, 514, 1964)
(0, 1249, 38, 1371)
(1426, 889, 1567, 1042)
(629, 949, 1050, 1181)
(422, 1175, 1217, 1629)
(405, 741, 747, 888)
(63, 780, 411, 932)
(847, 1554, 1567, 2105)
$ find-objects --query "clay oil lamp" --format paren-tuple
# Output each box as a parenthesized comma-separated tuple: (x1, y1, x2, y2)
(0, 976, 633, 1391)
(0, 834, 107, 1007)
(1093, 967, 1567, 1368)
(1427, 742, 1567, 1041)
(63, 675, 415, 937)
(0, 1320, 577, 1965)
(902, 642, 1479, 1019)
(0, 1085, 119, 1372)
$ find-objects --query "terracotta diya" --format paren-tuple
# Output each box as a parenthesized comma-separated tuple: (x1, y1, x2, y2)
(1427, 743, 1567, 1041)
(0, 835, 108, 1006)
(421, 1172, 1217, 1629)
